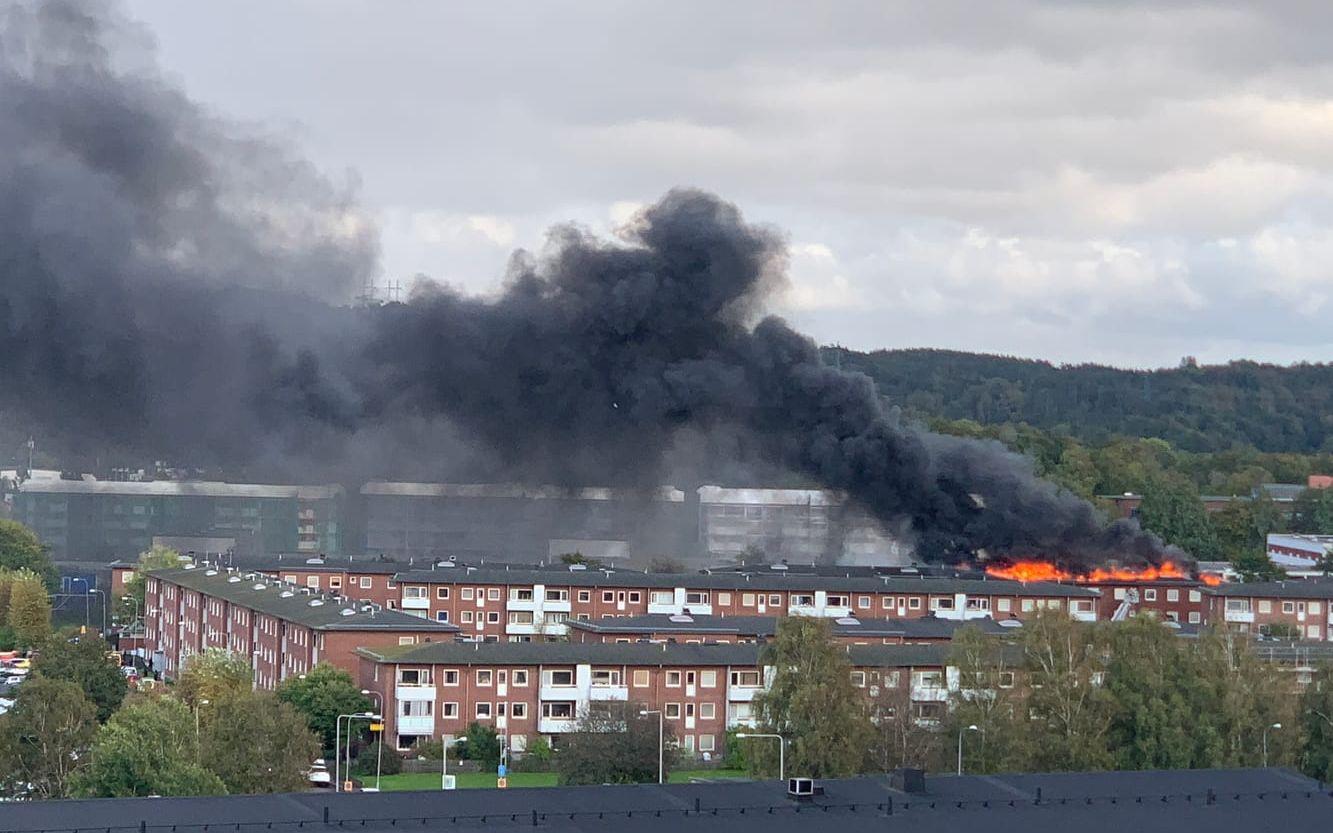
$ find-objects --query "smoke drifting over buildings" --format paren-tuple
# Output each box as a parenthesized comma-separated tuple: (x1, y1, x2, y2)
(0, 1, 1178, 570)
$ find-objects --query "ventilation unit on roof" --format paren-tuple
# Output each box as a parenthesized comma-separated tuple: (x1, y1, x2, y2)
(204, 570, 218, 577)
(998, 619, 1023, 628)
(834, 617, 860, 626)
(436, 560, 456, 568)
(568, 564, 587, 571)
(253, 583, 267, 591)
(308, 599, 325, 607)
(305, 557, 325, 565)
(340, 609, 356, 617)
(227, 576, 242, 583)
(668, 614, 694, 623)
(769, 564, 788, 571)
(280, 591, 294, 598)
(183, 563, 196, 570)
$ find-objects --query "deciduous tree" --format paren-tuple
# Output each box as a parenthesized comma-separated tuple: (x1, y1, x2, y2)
(176, 648, 253, 707)
(0, 520, 57, 591)
(276, 662, 371, 751)
(556, 701, 674, 785)
(200, 692, 320, 793)
(7, 568, 51, 650)
(0, 677, 97, 798)
(33, 634, 128, 721)
(1022, 611, 1113, 771)
(77, 696, 225, 797)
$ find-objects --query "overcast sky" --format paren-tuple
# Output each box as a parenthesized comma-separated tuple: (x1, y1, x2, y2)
(122, 0, 1333, 368)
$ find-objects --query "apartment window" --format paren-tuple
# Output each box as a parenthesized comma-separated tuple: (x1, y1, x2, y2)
(512, 702, 527, 719)
(742, 593, 756, 607)
(908, 597, 922, 610)
(283, 575, 297, 584)
(537, 702, 572, 719)
(666, 671, 682, 687)
(997, 598, 1011, 613)
(1189, 590, 1202, 602)
(850, 671, 867, 687)
(360, 577, 373, 589)
(1144, 589, 1157, 602)
(1113, 588, 1127, 600)
(633, 670, 650, 687)
(1189, 612, 1202, 624)
(882, 596, 895, 610)
(602, 591, 615, 603)
(1283, 601, 1296, 614)
(398, 636, 415, 646)
(475, 702, 492, 718)
(686, 591, 709, 605)
(442, 703, 459, 718)
(629, 591, 642, 603)
(966, 598, 991, 611)
(578, 591, 591, 603)
(1313, 602, 1323, 614)
(1072, 600, 1093, 613)
(387, 580, 397, 590)
(1259, 600, 1272, 614)
(731, 670, 761, 687)
(477, 670, 493, 686)
(685, 703, 695, 718)
(462, 588, 474, 600)
(768, 595, 781, 607)
(546, 589, 569, 602)
(461, 611, 473, 623)
(442, 670, 460, 686)
(792, 594, 815, 607)
(488, 589, 501, 601)
(436, 587, 450, 600)
(400, 700, 433, 717)
(858, 596, 871, 609)
(827, 594, 849, 607)
(699, 702, 716, 720)
(306, 576, 320, 589)
(329, 576, 342, 589)
(998, 671, 1016, 689)
(404, 586, 427, 600)
(650, 591, 673, 605)
(506, 670, 525, 686)
(930, 596, 955, 611)
(546, 669, 574, 687)
(664, 703, 681, 719)
(433, 610, 448, 623)
(1021, 599, 1035, 613)
(699, 734, 715, 752)
(487, 611, 500, 624)
(913, 670, 944, 689)
(1167, 589, 1179, 602)
(509, 611, 534, 625)
(591, 669, 621, 686)
(397, 668, 431, 685)
(700, 670, 717, 688)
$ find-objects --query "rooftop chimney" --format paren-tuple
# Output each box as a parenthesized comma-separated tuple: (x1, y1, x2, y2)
(890, 767, 926, 794)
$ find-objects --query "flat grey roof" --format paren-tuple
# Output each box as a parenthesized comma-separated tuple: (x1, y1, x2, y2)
(564, 613, 1013, 639)
(19, 480, 342, 499)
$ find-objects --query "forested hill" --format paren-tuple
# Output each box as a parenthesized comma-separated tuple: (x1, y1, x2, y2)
(823, 347, 1333, 454)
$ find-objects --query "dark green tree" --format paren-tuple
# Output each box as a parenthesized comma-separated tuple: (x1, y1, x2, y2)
(1021, 611, 1114, 771)
(944, 626, 1024, 774)
(76, 696, 226, 797)
(456, 721, 502, 768)
(200, 692, 320, 794)
(752, 617, 874, 778)
(350, 739, 403, 778)
(0, 677, 98, 798)
(176, 648, 253, 708)
(0, 520, 57, 591)
(556, 701, 674, 785)
(276, 662, 371, 751)
(33, 634, 128, 721)
(1301, 665, 1333, 781)
(1137, 474, 1221, 559)
(1291, 488, 1333, 534)
(115, 546, 183, 625)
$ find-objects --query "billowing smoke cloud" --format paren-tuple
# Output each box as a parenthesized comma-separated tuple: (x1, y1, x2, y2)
(0, 1, 1178, 569)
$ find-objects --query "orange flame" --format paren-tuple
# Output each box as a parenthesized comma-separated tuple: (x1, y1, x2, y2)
(985, 559, 1199, 585)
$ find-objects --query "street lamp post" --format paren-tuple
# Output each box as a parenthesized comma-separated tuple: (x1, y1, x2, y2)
(334, 711, 381, 792)
(639, 710, 664, 784)
(90, 588, 106, 636)
(1263, 722, 1282, 767)
(362, 690, 385, 791)
(735, 733, 786, 781)
(194, 699, 210, 759)
(957, 725, 980, 775)
(70, 577, 90, 631)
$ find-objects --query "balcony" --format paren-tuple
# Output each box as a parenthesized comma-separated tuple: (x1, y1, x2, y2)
(682, 603, 713, 616)
(401, 597, 430, 611)
(1070, 608, 1097, 623)
(728, 687, 764, 702)
(588, 685, 628, 701)
(1225, 609, 1255, 624)
(538, 717, 579, 734)
(397, 715, 435, 735)
(822, 606, 852, 619)
(541, 598, 572, 613)
(647, 601, 681, 615)
(506, 597, 539, 612)
(911, 685, 949, 702)
(539, 684, 579, 702)
(787, 604, 818, 617)
(395, 684, 437, 701)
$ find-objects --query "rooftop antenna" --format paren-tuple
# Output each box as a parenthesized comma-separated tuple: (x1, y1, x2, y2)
(385, 279, 404, 303)
(355, 277, 380, 308)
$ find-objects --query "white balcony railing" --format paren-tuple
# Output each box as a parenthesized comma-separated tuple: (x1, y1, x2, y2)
(397, 715, 435, 735)
(401, 597, 430, 611)
(395, 684, 437, 701)
(1225, 610, 1255, 624)
(538, 717, 579, 734)
(588, 685, 628, 701)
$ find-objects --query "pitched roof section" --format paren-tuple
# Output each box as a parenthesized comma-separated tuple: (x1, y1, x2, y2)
(564, 613, 1015, 639)
(147, 567, 458, 632)
(391, 566, 1099, 597)
(18, 480, 342, 499)
(1212, 580, 1333, 599)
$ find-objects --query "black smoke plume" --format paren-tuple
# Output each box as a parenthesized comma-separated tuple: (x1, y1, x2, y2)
(0, 1, 1179, 570)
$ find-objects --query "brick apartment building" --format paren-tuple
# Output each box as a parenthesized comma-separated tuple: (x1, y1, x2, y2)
(1212, 581, 1333, 641)
(143, 566, 456, 685)
(1086, 578, 1212, 625)
(357, 640, 1003, 755)
(385, 566, 1101, 641)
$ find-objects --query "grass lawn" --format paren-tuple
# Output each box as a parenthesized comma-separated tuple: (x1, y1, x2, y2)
(375, 769, 747, 791)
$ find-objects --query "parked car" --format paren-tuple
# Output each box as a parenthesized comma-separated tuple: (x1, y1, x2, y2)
(308, 760, 331, 788)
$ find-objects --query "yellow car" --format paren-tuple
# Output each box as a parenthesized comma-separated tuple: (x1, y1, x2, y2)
(10, 659, 30, 670)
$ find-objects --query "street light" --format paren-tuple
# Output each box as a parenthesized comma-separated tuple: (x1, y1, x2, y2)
(1263, 722, 1282, 767)
(735, 733, 786, 781)
(639, 710, 664, 784)
(194, 699, 211, 759)
(334, 712, 381, 792)
(957, 724, 980, 775)
(90, 588, 107, 636)
(70, 577, 91, 631)
(362, 690, 385, 791)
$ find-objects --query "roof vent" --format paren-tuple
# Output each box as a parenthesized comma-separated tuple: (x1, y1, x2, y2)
(436, 560, 456, 568)
(787, 777, 817, 799)
(305, 558, 325, 565)
(889, 767, 926, 794)
(770, 564, 788, 571)
(340, 609, 356, 616)
(280, 591, 294, 598)
(204, 570, 218, 577)
(183, 563, 197, 570)
(308, 599, 325, 607)
(998, 619, 1023, 628)
(568, 564, 587, 571)
(253, 583, 267, 591)
(834, 617, 860, 626)
(668, 614, 694, 623)
(227, 576, 242, 583)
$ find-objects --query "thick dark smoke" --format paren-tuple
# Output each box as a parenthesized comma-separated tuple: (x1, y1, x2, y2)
(0, 1, 1179, 569)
